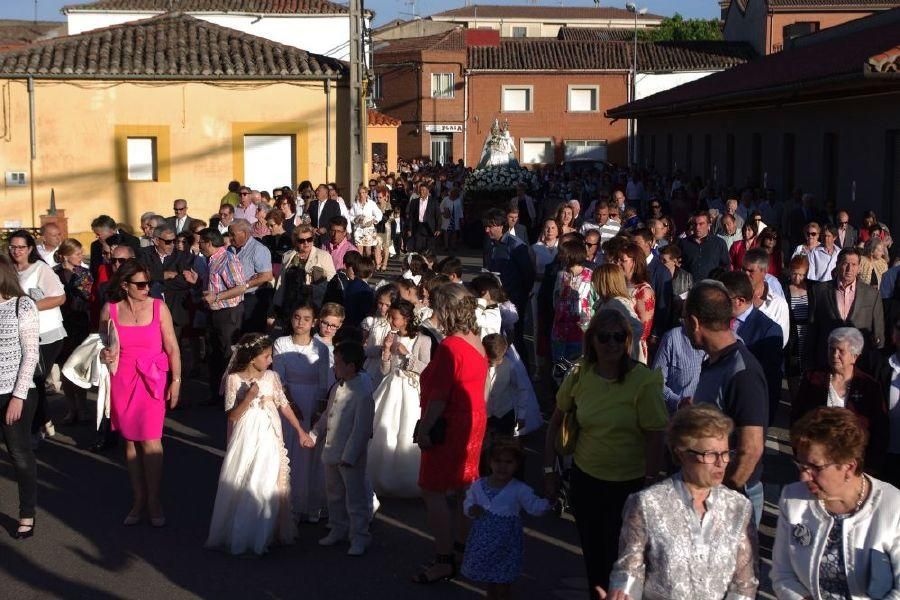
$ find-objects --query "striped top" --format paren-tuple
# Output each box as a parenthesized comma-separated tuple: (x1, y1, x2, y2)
(206, 247, 246, 310)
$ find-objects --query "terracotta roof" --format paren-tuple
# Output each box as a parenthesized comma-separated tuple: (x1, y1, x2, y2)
(432, 4, 663, 20)
(0, 12, 346, 78)
(0, 20, 65, 52)
(376, 28, 466, 55)
(557, 27, 635, 41)
(868, 44, 900, 71)
(468, 39, 755, 71)
(63, 0, 351, 14)
(367, 109, 401, 126)
(608, 19, 900, 117)
(766, 0, 899, 9)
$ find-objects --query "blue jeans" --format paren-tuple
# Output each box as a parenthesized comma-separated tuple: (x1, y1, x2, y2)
(745, 481, 763, 528)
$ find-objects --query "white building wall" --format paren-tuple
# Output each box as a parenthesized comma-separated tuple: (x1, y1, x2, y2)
(635, 71, 718, 101)
(67, 12, 369, 62)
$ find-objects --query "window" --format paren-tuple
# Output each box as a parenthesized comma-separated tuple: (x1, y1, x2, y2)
(431, 73, 454, 98)
(126, 137, 157, 181)
(568, 86, 599, 112)
(243, 135, 295, 192)
(430, 134, 453, 165)
(521, 139, 553, 164)
(372, 74, 383, 99)
(502, 86, 533, 112)
(783, 21, 819, 42)
(511, 26, 527, 38)
(564, 140, 607, 162)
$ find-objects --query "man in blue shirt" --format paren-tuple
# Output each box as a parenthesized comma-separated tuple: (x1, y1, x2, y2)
(228, 219, 273, 333)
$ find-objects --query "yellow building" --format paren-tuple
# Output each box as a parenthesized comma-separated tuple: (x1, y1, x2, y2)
(366, 109, 400, 176)
(0, 12, 349, 235)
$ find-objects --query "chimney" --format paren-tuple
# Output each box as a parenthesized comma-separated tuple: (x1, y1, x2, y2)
(465, 28, 500, 47)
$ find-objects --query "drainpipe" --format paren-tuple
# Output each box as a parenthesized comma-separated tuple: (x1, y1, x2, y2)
(325, 78, 331, 184)
(463, 69, 468, 166)
(27, 75, 36, 228)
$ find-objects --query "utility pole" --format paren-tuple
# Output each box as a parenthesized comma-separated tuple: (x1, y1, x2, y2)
(349, 0, 367, 194)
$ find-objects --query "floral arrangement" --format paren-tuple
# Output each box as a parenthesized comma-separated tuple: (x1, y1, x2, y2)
(463, 165, 539, 193)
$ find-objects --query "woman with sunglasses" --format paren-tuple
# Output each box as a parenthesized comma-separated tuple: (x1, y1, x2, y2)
(272, 225, 336, 326)
(7, 230, 66, 443)
(772, 407, 900, 599)
(792, 222, 821, 259)
(543, 310, 667, 599)
(99, 261, 181, 527)
(603, 404, 758, 600)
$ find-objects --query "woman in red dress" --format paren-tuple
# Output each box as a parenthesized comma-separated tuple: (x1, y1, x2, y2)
(414, 283, 488, 584)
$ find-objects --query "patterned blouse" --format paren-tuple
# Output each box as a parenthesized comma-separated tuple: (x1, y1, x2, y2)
(630, 281, 656, 362)
(609, 473, 758, 600)
(818, 511, 852, 599)
(551, 267, 596, 345)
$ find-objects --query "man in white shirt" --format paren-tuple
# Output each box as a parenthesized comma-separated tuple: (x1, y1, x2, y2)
(215, 204, 235, 235)
(743, 248, 789, 347)
(808, 224, 840, 282)
(717, 214, 741, 250)
(37, 223, 62, 267)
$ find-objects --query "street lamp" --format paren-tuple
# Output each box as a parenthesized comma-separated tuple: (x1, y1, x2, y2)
(626, 2, 647, 166)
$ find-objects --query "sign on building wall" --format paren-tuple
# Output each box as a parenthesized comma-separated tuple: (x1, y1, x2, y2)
(425, 124, 463, 133)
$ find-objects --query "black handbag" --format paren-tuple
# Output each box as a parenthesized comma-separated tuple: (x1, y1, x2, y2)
(413, 416, 447, 445)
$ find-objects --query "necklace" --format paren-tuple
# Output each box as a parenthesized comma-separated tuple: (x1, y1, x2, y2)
(822, 475, 868, 515)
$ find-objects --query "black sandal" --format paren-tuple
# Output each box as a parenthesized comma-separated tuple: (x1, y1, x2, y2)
(412, 553, 456, 584)
(14, 519, 35, 540)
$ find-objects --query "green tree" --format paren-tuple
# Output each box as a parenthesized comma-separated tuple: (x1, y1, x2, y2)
(639, 13, 723, 42)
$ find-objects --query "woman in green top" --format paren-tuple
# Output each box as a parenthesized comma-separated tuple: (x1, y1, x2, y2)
(543, 309, 668, 599)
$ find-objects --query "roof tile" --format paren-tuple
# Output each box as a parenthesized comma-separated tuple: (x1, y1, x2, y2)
(367, 108, 400, 126)
(0, 12, 346, 78)
(557, 27, 635, 42)
(766, 0, 899, 9)
(63, 0, 350, 14)
(432, 5, 662, 20)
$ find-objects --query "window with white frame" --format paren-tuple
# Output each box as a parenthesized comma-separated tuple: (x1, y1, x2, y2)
(431, 72, 454, 98)
(126, 137, 157, 181)
(564, 140, 608, 162)
(521, 139, 553, 164)
(372, 74, 383, 99)
(502, 86, 533, 112)
(511, 26, 527, 38)
(568, 86, 599, 112)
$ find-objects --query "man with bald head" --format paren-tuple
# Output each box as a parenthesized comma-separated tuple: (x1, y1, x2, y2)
(37, 223, 62, 267)
(836, 210, 857, 249)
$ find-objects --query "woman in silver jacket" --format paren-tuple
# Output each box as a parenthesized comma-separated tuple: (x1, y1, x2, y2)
(603, 404, 758, 600)
(771, 407, 900, 600)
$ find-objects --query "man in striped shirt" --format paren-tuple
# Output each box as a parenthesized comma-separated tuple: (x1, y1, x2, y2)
(195, 228, 246, 404)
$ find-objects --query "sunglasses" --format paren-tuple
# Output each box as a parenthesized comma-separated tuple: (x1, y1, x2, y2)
(595, 331, 627, 344)
(297, 237, 314, 244)
(127, 280, 150, 289)
(157, 238, 176, 245)
(805, 231, 819, 237)
(111, 257, 129, 265)
(239, 192, 250, 196)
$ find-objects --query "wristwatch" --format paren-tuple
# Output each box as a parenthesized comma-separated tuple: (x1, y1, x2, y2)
(543, 466, 555, 475)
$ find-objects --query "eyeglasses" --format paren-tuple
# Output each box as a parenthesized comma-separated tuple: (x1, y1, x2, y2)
(685, 449, 735, 464)
(111, 257, 129, 265)
(792, 459, 838, 474)
(321, 321, 341, 330)
(296, 237, 314, 244)
(173, 206, 187, 212)
(8, 245, 28, 251)
(239, 192, 250, 196)
(594, 331, 627, 344)
(127, 280, 150, 290)
(585, 242, 598, 248)
(157, 238, 176, 245)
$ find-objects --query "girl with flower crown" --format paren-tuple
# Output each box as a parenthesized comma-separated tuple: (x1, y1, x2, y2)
(206, 333, 315, 555)
(367, 299, 433, 498)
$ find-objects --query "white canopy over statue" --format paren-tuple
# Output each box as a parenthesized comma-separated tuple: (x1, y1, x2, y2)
(477, 118, 519, 169)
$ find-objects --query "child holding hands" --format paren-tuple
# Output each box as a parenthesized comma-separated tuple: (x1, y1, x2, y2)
(311, 342, 376, 556)
(206, 334, 315, 556)
(462, 440, 551, 599)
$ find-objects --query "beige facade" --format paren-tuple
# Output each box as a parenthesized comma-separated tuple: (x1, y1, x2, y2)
(0, 78, 346, 235)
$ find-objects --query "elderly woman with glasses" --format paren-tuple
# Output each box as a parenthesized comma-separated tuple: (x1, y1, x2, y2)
(544, 309, 667, 598)
(792, 222, 821, 259)
(603, 404, 758, 600)
(272, 225, 336, 325)
(772, 407, 900, 599)
(791, 327, 889, 476)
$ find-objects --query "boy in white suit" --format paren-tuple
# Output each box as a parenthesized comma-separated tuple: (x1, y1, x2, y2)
(311, 342, 376, 556)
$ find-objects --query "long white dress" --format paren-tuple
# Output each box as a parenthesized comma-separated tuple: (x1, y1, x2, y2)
(367, 333, 431, 498)
(206, 370, 297, 555)
(363, 317, 392, 388)
(272, 336, 333, 519)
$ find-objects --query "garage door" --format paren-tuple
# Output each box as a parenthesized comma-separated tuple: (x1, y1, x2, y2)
(243, 135, 294, 192)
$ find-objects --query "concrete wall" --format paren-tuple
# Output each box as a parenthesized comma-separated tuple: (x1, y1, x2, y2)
(634, 93, 900, 231)
(66, 11, 370, 62)
(467, 72, 629, 166)
(767, 11, 873, 53)
(635, 71, 719, 101)
(0, 79, 344, 234)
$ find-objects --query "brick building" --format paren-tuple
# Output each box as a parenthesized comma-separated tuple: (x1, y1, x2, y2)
(723, 0, 900, 55)
(374, 29, 753, 166)
(609, 8, 900, 230)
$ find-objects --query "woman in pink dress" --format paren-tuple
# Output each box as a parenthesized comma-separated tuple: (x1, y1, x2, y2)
(100, 260, 181, 527)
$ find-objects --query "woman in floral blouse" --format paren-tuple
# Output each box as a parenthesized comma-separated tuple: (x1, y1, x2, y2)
(551, 238, 596, 362)
(53, 239, 93, 423)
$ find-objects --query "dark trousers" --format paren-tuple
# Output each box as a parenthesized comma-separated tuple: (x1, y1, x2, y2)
(241, 287, 272, 334)
(207, 304, 244, 400)
(570, 465, 642, 598)
(32, 339, 63, 434)
(1, 390, 38, 518)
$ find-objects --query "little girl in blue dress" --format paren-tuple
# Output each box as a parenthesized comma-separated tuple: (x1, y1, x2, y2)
(462, 440, 551, 599)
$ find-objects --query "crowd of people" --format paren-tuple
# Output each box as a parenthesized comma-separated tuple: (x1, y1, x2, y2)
(0, 160, 899, 599)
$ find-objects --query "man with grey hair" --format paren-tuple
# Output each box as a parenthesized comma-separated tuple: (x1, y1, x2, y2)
(743, 248, 789, 346)
(717, 214, 741, 250)
(234, 186, 257, 224)
(228, 218, 273, 332)
(139, 214, 166, 248)
(139, 223, 194, 335)
(167, 198, 194, 234)
(807, 247, 884, 373)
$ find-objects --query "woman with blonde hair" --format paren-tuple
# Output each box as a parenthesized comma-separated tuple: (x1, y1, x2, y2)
(53, 239, 93, 423)
(859, 236, 889, 289)
(591, 264, 644, 362)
